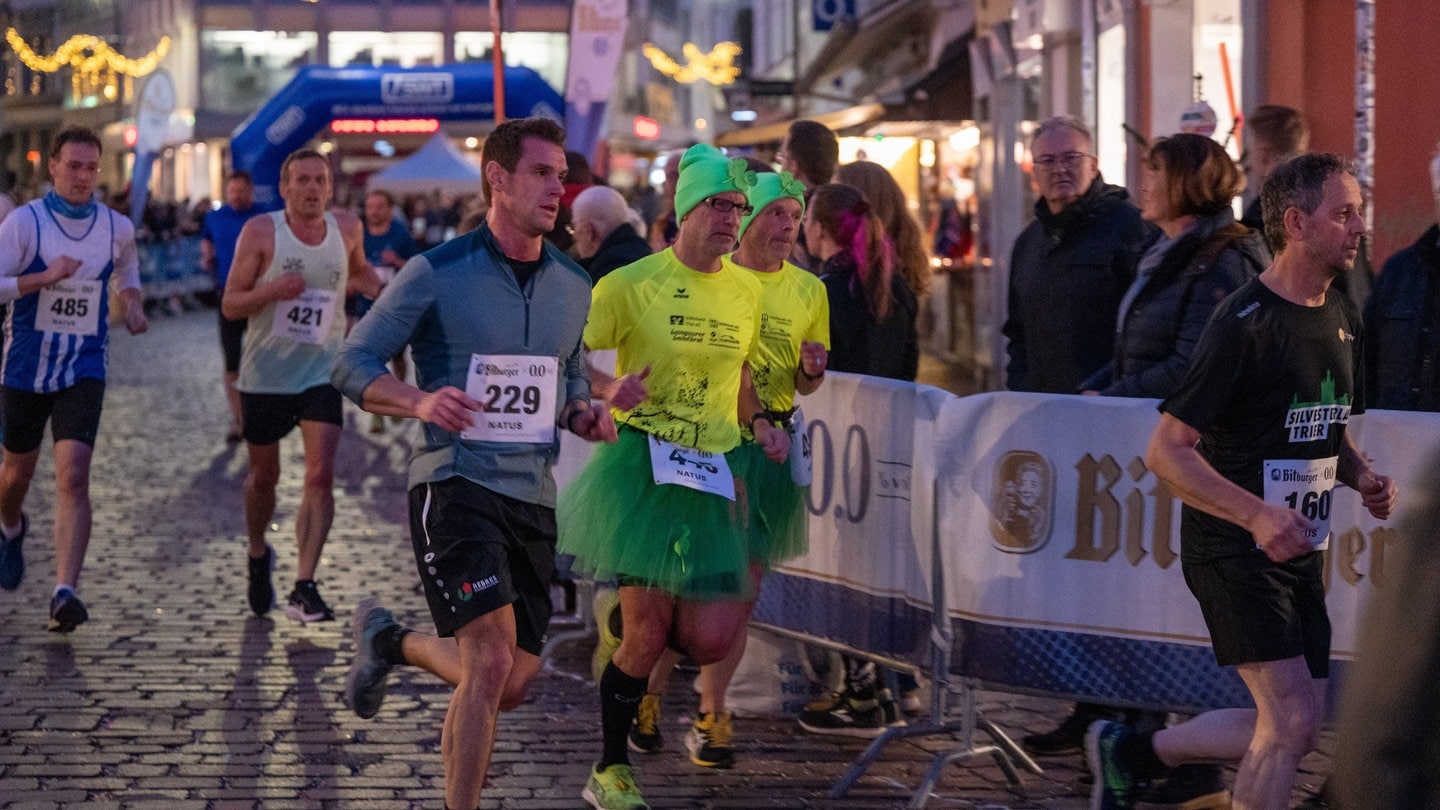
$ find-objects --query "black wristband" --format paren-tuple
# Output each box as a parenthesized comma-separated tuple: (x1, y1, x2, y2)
(799, 366, 824, 381)
(565, 406, 584, 433)
(747, 413, 772, 433)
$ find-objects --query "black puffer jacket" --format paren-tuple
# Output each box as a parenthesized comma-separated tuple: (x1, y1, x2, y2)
(1004, 177, 1154, 393)
(1082, 209, 1269, 398)
(821, 253, 919, 382)
(1364, 224, 1440, 411)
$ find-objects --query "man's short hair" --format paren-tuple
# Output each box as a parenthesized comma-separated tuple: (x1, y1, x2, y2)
(50, 127, 102, 158)
(1031, 116, 1093, 149)
(225, 170, 253, 186)
(1260, 152, 1352, 254)
(785, 120, 839, 184)
(1248, 105, 1309, 156)
(365, 188, 396, 207)
(571, 185, 632, 241)
(280, 149, 329, 184)
(481, 117, 566, 204)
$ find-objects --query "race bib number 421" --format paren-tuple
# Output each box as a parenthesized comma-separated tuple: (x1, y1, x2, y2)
(461, 354, 558, 444)
(271, 289, 337, 345)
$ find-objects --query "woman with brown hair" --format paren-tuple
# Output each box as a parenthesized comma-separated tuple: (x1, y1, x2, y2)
(835, 160, 930, 298)
(805, 182, 919, 382)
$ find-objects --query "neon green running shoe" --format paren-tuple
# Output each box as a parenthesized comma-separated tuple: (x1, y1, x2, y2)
(582, 762, 648, 810)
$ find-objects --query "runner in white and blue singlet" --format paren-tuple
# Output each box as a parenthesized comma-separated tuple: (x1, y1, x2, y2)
(0, 127, 148, 633)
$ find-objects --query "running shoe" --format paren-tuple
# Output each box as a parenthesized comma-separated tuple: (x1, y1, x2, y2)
(798, 691, 890, 738)
(627, 692, 664, 753)
(582, 762, 648, 810)
(1024, 702, 1118, 757)
(591, 586, 622, 683)
(685, 711, 735, 769)
(48, 588, 88, 633)
(285, 580, 335, 623)
(0, 512, 28, 591)
(345, 597, 397, 719)
(1133, 763, 1230, 809)
(1087, 719, 1140, 810)
(247, 545, 274, 616)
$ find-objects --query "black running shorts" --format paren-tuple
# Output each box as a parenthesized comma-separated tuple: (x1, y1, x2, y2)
(1183, 550, 1330, 678)
(2, 378, 106, 453)
(239, 384, 343, 446)
(408, 476, 556, 654)
(218, 309, 246, 374)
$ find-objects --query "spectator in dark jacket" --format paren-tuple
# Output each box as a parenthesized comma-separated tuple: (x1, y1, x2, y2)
(1363, 149, 1440, 412)
(570, 185, 651, 283)
(1239, 105, 1308, 232)
(805, 182, 918, 381)
(1003, 116, 1153, 394)
(1083, 133, 1268, 398)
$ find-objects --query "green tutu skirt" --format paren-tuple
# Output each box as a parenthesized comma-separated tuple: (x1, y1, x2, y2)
(558, 427, 752, 601)
(734, 441, 809, 568)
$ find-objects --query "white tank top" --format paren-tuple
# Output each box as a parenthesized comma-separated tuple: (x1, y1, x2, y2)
(236, 210, 348, 394)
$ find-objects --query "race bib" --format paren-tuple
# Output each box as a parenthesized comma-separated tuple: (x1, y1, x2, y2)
(1263, 456, 1339, 550)
(461, 354, 558, 444)
(35, 279, 102, 336)
(788, 406, 812, 486)
(648, 435, 735, 500)
(271, 289, 337, 345)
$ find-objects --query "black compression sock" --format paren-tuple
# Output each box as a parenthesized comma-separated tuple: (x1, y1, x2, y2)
(373, 625, 412, 666)
(598, 662, 648, 769)
(1119, 728, 1168, 781)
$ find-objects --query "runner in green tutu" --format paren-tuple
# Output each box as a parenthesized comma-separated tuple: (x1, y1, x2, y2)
(624, 167, 831, 771)
(560, 144, 792, 810)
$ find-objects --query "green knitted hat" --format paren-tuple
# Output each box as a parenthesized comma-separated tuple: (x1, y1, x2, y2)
(673, 144, 756, 222)
(739, 170, 807, 238)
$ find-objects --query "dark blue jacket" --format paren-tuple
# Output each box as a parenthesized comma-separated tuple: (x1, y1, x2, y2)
(1364, 224, 1440, 411)
(1003, 177, 1154, 393)
(1083, 210, 1269, 398)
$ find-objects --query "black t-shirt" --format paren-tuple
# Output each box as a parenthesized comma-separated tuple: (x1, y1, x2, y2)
(1160, 277, 1366, 561)
(506, 255, 544, 291)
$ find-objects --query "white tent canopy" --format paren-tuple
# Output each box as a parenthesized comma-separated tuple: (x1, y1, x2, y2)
(367, 132, 482, 195)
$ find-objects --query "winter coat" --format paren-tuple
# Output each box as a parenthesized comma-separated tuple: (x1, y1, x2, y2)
(1003, 177, 1154, 393)
(821, 253, 919, 382)
(1082, 210, 1270, 398)
(1363, 224, 1440, 411)
(584, 223, 652, 283)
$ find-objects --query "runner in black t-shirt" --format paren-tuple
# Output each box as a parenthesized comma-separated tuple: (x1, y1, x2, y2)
(1085, 154, 1398, 810)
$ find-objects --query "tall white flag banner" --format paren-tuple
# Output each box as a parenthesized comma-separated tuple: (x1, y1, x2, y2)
(564, 0, 628, 162)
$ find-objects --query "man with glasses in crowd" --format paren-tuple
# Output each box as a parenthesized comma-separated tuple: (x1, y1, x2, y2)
(1002, 115, 1153, 754)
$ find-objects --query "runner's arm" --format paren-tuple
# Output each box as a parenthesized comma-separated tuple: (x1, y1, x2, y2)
(1338, 431, 1397, 520)
(340, 212, 383, 299)
(1146, 412, 1314, 562)
(221, 216, 301, 319)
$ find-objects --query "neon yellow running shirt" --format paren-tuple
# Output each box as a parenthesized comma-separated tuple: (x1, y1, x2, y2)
(586, 248, 762, 453)
(742, 259, 831, 415)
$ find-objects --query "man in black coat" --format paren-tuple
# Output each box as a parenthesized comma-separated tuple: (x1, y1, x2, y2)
(571, 185, 653, 283)
(1363, 149, 1440, 412)
(1003, 116, 1153, 395)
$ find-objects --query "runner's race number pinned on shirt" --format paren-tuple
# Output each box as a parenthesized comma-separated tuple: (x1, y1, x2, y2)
(461, 354, 558, 444)
(788, 406, 812, 486)
(36, 279, 102, 336)
(648, 435, 735, 500)
(1263, 456, 1339, 551)
(271, 289, 337, 345)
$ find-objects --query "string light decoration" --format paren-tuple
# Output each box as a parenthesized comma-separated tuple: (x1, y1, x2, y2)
(642, 41, 742, 85)
(4, 28, 170, 102)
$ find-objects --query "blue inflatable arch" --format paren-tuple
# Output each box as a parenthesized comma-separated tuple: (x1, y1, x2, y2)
(230, 63, 564, 206)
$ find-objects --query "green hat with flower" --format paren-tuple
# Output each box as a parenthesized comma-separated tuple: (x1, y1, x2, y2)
(739, 170, 806, 238)
(674, 144, 757, 222)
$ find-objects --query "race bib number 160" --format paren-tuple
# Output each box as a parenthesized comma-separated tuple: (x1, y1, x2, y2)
(461, 354, 557, 444)
(1263, 456, 1338, 550)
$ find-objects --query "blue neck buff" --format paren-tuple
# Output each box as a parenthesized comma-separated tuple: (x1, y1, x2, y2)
(44, 188, 96, 220)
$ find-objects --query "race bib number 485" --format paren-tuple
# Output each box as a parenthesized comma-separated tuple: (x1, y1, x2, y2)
(461, 354, 558, 444)
(36, 279, 102, 336)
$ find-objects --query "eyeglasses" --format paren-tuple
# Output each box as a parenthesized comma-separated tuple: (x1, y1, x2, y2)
(702, 196, 754, 216)
(1033, 151, 1093, 170)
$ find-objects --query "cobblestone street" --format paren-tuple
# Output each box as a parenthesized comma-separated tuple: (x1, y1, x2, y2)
(0, 308, 1331, 809)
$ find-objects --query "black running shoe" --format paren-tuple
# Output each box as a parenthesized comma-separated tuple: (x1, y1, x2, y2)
(49, 589, 88, 633)
(247, 545, 274, 616)
(0, 512, 28, 591)
(345, 597, 397, 719)
(285, 580, 335, 623)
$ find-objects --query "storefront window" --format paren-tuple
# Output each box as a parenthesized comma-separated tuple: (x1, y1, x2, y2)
(1193, 0, 1243, 159)
(329, 32, 444, 69)
(1095, 23, 1127, 187)
(454, 32, 567, 95)
(200, 31, 317, 114)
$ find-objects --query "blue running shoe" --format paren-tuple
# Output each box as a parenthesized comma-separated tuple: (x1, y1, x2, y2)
(345, 597, 397, 719)
(1087, 719, 1139, 810)
(0, 513, 28, 591)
